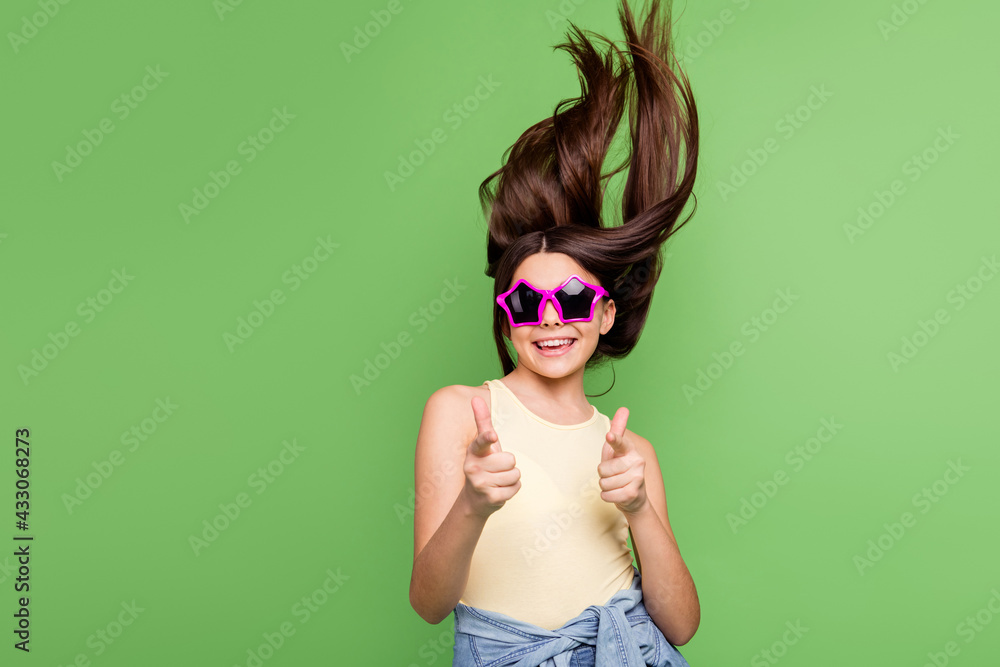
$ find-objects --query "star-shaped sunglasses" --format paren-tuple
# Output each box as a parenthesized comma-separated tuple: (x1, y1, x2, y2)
(496, 275, 609, 327)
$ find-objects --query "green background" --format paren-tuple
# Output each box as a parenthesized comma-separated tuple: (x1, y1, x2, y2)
(2, 0, 998, 664)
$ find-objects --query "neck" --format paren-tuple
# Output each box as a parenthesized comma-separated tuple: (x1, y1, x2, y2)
(504, 367, 590, 410)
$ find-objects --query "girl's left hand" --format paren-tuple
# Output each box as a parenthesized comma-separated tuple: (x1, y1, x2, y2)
(598, 407, 648, 515)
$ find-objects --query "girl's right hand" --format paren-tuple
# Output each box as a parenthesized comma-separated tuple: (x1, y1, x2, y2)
(462, 396, 521, 518)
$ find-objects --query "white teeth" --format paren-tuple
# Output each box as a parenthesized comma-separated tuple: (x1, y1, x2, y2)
(536, 338, 573, 348)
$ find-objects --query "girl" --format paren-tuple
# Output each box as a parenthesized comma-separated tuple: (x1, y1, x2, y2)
(410, 0, 699, 664)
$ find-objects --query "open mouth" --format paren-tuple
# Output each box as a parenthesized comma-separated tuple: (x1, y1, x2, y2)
(533, 338, 576, 354)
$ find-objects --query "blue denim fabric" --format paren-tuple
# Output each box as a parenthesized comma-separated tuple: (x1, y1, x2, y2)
(451, 567, 691, 667)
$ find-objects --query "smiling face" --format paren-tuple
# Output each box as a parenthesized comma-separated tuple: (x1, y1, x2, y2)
(500, 251, 615, 378)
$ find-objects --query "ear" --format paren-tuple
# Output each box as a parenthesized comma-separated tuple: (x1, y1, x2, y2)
(600, 298, 616, 334)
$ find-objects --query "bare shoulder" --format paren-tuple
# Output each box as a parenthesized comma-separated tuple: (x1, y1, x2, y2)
(624, 427, 665, 480)
(413, 383, 489, 560)
(419, 383, 488, 454)
(624, 428, 658, 462)
(602, 409, 658, 463)
(602, 412, 663, 472)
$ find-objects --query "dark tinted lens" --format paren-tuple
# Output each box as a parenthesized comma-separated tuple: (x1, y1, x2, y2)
(555, 277, 597, 320)
(504, 283, 543, 324)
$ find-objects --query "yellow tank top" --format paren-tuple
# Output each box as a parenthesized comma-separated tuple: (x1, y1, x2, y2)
(458, 378, 635, 630)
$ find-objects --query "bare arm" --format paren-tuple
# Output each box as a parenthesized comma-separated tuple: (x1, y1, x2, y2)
(409, 386, 521, 624)
(409, 485, 488, 623)
(625, 431, 700, 645)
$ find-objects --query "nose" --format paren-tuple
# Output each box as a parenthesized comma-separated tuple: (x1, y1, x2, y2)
(539, 296, 562, 326)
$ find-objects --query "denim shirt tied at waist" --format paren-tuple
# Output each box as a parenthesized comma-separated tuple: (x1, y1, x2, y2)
(451, 566, 692, 667)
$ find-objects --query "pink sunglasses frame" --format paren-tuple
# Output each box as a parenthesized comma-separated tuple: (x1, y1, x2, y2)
(496, 274, 609, 327)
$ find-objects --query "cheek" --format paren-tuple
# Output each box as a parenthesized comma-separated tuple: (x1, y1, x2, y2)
(511, 331, 532, 349)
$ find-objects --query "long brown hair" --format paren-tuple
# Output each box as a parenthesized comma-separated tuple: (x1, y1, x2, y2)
(479, 0, 699, 389)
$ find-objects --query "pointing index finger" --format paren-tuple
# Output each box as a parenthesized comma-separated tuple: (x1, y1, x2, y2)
(608, 407, 631, 455)
(471, 395, 501, 455)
